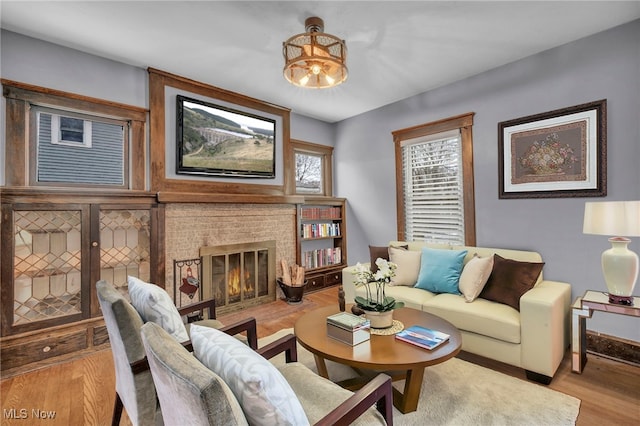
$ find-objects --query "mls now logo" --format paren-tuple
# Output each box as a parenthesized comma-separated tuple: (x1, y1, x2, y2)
(3, 408, 56, 420)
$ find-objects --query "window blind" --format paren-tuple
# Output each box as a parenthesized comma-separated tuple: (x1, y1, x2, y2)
(401, 129, 465, 245)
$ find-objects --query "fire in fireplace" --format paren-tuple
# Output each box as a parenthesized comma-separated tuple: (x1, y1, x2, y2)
(200, 240, 276, 315)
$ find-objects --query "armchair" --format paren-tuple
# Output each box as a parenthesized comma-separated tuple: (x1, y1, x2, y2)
(96, 280, 257, 426)
(140, 321, 394, 426)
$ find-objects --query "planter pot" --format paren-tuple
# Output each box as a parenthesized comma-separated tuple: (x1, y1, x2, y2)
(363, 309, 394, 329)
(277, 279, 307, 305)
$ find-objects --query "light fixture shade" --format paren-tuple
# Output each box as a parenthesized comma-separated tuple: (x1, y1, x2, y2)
(283, 17, 348, 89)
(583, 201, 640, 237)
(583, 201, 640, 303)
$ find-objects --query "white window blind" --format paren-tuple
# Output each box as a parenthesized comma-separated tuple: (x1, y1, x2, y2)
(401, 129, 465, 245)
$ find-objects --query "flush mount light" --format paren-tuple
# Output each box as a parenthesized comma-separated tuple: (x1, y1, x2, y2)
(283, 17, 348, 89)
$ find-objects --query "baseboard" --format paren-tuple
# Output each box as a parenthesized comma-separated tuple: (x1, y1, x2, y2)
(586, 330, 640, 366)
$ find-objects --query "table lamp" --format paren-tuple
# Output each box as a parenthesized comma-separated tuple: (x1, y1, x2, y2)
(583, 201, 640, 305)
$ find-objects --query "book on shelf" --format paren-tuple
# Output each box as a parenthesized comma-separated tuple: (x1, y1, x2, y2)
(301, 207, 341, 220)
(327, 322, 370, 346)
(395, 325, 450, 350)
(302, 247, 342, 269)
(327, 312, 370, 330)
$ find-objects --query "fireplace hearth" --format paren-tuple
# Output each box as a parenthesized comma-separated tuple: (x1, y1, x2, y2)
(200, 240, 276, 315)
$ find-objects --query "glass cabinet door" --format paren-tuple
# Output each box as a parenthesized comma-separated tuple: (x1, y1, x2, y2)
(99, 208, 152, 295)
(3, 203, 156, 336)
(12, 208, 84, 327)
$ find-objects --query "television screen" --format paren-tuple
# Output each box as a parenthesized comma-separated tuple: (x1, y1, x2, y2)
(176, 95, 276, 178)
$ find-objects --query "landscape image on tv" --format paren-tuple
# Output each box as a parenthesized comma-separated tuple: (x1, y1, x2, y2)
(176, 95, 276, 178)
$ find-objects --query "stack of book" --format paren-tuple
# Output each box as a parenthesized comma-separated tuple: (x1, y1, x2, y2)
(326, 312, 371, 346)
(395, 325, 450, 350)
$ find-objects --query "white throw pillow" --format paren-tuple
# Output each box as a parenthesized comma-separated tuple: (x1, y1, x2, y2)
(458, 254, 494, 302)
(389, 246, 422, 286)
(127, 276, 189, 343)
(190, 324, 309, 426)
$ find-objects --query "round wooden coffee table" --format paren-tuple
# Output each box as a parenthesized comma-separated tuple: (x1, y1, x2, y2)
(294, 305, 462, 414)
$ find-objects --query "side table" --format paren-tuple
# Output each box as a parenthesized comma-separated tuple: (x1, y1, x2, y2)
(571, 290, 640, 373)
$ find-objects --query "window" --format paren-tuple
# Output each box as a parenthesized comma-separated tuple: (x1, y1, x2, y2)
(52, 114, 92, 147)
(2, 80, 147, 189)
(35, 108, 126, 186)
(393, 113, 476, 246)
(290, 139, 333, 196)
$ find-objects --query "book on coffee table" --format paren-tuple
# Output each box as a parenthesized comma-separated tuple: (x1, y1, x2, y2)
(326, 312, 370, 330)
(395, 325, 450, 350)
(326, 312, 371, 346)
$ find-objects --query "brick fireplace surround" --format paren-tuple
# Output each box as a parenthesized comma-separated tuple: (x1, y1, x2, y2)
(164, 203, 297, 305)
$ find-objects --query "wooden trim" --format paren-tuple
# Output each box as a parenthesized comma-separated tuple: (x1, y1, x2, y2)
(391, 112, 474, 140)
(0, 204, 14, 336)
(151, 204, 165, 286)
(4, 98, 28, 186)
(129, 120, 146, 190)
(290, 139, 334, 197)
(461, 125, 477, 246)
(393, 112, 476, 244)
(156, 191, 304, 204)
(1, 79, 147, 121)
(2, 79, 148, 191)
(148, 68, 291, 195)
(0, 188, 157, 204)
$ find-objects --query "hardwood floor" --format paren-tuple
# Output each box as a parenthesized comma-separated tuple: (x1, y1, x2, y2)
(1, 286, 638, 425)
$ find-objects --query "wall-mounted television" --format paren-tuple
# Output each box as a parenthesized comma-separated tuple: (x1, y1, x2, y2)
(176, 95, 276, 178)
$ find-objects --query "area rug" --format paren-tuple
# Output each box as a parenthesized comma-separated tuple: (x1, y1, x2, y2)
(260, 328, 581, 426)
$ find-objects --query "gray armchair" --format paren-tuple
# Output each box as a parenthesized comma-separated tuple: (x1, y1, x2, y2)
(140, 321, 394, 426)
(96, 280, 257, 426)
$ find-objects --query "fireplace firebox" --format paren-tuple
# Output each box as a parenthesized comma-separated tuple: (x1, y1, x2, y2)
(200, 240, 276, 315)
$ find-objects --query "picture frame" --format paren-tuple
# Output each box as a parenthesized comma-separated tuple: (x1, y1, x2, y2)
(498, 99, 606, 199)
(176, 95, 276, 178)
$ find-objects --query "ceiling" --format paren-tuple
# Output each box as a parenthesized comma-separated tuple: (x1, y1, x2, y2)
(2, 1, 639, 123)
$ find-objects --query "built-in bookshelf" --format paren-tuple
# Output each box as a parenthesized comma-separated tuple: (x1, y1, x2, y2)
(297, 198, 347, 293)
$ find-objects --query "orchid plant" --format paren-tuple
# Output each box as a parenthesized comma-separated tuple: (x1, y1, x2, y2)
(351, 258, 405, 312)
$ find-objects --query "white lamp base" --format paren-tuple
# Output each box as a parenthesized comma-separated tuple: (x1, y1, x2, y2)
(601, 237, 639, 305)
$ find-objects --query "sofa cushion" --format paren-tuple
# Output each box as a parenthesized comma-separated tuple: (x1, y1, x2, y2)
(389, 246, 421, 286)
(190, 325, 308, 426)
(422, 293, 522, 344)
(459, 254, 494, 302)
(128, 276, 190, 343)
(415, 247, 467, 294)
(369, 244, 408, 273)
(480, 254, 545, 311)
(278, 363, 386, 425)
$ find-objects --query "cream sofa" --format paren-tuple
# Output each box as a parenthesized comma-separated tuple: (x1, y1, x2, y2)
(342, 241, 572, 384)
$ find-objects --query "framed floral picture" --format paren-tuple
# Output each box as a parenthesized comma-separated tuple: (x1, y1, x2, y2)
(498, 100, 607, 198)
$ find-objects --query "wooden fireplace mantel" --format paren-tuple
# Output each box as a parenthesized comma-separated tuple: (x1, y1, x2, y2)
(156, 191, 305, 205)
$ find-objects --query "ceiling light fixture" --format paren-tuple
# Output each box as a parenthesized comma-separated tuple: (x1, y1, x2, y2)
(283, 17, 348, 89)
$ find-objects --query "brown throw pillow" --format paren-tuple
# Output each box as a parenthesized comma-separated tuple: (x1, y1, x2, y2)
(479, 254, 544, 311)
(369, 244, 408, 273)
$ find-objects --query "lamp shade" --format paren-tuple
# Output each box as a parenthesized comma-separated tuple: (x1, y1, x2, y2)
(583, 201, 640, 237)
(583, 201, 640, 304)
(283, 17, 348, 89)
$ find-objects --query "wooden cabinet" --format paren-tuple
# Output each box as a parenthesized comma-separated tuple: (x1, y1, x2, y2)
(297, 198, 347, 292)
(0, 188, 163, 373)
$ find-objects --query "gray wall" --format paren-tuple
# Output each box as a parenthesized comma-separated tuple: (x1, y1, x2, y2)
(334, 20, 640, 341)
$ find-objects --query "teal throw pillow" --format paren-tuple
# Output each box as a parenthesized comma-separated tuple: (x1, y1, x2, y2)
(415, 247, 468, 294)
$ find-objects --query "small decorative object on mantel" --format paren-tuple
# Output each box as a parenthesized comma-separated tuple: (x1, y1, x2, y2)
(277, 259, 307, 304)
(351, 258, 405, 328)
